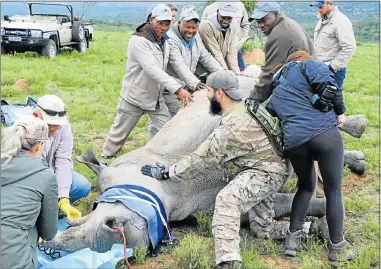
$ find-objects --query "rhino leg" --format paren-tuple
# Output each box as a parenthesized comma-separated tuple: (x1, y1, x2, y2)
(274, 193, 326, 219)
(339, 114, 367, 138)
(344, 150, 367, 175)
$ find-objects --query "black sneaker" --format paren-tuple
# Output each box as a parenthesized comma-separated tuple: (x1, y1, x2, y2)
(217, 260, 243, 269)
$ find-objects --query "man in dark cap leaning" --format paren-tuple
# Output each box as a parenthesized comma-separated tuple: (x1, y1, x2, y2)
(247, 2, 315, 104)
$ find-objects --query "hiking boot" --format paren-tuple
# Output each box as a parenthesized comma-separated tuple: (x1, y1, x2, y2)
(284, 229, 303, 257)
(217, 260, 243, 269)
(310, 215, 330, 241)
(328, 239, 353, 267)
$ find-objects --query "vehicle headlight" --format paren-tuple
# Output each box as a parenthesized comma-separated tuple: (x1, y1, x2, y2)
(30, 30, 42, 38)
(0, 28, 4, 36)
(42, 32, 51, 39)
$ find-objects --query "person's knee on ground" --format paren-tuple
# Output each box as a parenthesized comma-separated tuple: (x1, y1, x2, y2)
(69, 171, 91, 203)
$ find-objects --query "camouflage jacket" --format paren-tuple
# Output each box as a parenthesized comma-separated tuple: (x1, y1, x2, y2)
(168, 102, 289, 182)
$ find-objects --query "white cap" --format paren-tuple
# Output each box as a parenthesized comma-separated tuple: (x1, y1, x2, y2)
(218, 2, 237, 17)
(151, 4, 172, 21)
(37, 95, 68, 126)
(180, 5, 200, 22)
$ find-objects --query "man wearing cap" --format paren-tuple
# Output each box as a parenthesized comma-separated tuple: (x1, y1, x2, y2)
(35, 94, 91, 220)
(141, 70, 290, 269)
(102, 4, 193, 162)
(163, 5, 224, 116)
(198, 2, 242, 75)
(247, 2, 315, 103)
(311, 1, 356, 89)
(202, 0, 250, 72)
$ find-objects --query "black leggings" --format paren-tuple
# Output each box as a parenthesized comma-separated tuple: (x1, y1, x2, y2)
(285, 126, 344, 244)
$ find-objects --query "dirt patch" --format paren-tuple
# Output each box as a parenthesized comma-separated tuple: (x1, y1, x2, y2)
(342, 171, 370, 195)
(261, 256, 297, 269)
(13, 79, 31, 94)
(93, 138, 105, 149)
(243, 48, 265, 65)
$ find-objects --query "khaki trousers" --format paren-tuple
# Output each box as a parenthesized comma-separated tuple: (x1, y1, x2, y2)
(102, 97, 170, 157)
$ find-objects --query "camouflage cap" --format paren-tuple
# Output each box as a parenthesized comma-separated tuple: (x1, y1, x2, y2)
(15, 116, 49, 140)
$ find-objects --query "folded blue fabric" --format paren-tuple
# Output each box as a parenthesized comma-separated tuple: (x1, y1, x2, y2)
(41, 244, 132, 269)
(97, 185, 171, 249)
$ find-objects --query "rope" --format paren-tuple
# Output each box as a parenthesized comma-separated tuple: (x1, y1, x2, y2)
(37, 245, 61, 261)
(112, 227, 132, 269)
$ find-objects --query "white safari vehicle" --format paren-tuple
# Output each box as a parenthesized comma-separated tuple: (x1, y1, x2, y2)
(1, 2, 94, 58)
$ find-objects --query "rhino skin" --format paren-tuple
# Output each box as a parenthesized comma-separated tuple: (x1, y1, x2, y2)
(44, 75, 366, 253)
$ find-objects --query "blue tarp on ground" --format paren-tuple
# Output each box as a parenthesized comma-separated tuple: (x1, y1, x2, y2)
(37, 218, 133, 269)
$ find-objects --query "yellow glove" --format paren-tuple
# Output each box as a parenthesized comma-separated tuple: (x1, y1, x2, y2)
(58, 198, 82, 220)
(38, 237, 43, 243)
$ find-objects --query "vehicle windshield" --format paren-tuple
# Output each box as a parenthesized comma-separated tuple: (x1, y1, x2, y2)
(30, 3, 71, 17)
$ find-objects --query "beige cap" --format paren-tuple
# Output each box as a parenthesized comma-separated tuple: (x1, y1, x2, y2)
(15, 116, 49, 140)
(37, 95, 68, 126)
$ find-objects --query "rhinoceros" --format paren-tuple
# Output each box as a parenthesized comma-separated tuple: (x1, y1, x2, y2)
(44, 76, 366, 253)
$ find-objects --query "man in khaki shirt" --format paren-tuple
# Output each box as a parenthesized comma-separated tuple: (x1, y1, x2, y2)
(311, 1, 356, 89)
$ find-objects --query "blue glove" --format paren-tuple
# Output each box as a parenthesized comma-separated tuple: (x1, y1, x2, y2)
(141, 163, 170, 180)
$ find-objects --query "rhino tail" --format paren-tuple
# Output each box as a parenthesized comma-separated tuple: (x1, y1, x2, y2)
(75, 147, 105, 177)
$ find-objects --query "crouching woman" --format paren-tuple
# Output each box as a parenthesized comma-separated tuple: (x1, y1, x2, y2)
(266, 51, 352, 266)
(1, 117, 58, 269)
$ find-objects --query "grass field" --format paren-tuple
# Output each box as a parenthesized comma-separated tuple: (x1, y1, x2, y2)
(1, 31, 380, 269)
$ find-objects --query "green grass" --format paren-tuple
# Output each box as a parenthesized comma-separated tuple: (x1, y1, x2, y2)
(1, 31, 379, 268)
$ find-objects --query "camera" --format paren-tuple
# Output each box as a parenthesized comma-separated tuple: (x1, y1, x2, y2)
(310, 85, 337, 112)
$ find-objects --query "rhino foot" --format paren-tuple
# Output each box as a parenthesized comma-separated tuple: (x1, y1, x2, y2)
(344, 150, 367, 175)
(339, 115, 367, 138)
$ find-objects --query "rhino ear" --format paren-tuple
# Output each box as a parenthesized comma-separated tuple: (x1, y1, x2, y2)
(66, 212, 93, 227)
(102, 216, 129, 232)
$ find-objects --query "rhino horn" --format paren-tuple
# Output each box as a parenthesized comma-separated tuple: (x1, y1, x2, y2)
(66, 212, 93, 227)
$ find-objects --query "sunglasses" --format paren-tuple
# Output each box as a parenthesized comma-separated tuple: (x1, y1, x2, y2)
(37, 104, 67, 117)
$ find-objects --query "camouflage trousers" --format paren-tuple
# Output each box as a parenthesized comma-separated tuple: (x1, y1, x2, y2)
(212, 169, 287, 265)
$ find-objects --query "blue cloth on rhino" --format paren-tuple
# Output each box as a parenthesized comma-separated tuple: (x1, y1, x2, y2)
(96, 184, 171, 249)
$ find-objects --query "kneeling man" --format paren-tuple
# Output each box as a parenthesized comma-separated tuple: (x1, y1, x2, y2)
(141, 70, 290, 269)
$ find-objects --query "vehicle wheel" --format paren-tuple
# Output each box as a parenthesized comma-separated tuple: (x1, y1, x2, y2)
(1, 44, 9, 55)
(40, 39, 57, 59)
(72, 21, 85, 42)
(75, 38, 87, 53)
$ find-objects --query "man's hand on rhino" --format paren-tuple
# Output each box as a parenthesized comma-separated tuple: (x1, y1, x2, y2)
(177, 88, 194, 108)
(141, 163, 170, 180)
(196, 82, 207, 91)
